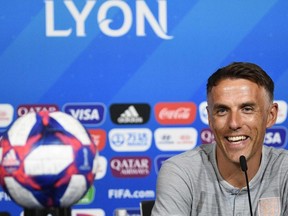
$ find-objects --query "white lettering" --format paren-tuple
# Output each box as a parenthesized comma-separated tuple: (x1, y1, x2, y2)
(159, 108, 191, 120)
(69, 109, 100, 120)
(111, 158, 149, 171)
(98, 1, 132, 37)
(108, 189, 155, 199)
(265, 132, 282, 144)
(65, 0, 96, 36)
(44, 0, 173, 39)
(0, 192, 11, 201)
(45, 0, 72, 36)
(17, 106, 57, 116)
(136, 0, 172, 39)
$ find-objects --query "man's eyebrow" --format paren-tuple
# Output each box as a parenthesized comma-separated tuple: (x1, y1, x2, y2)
(212, 103, 229, 110)
(240, 102, 257, 108)
(211, 102, 256, 110)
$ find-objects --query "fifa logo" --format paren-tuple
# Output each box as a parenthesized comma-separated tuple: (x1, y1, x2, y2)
(44, 0, 173, 39)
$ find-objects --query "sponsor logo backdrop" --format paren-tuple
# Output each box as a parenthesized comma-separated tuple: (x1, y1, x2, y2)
(1, 1, 288, 215)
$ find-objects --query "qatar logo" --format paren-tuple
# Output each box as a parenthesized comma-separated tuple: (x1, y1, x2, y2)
(45, 0, 173, 39)
(155, 102, 197, 125)
(17, 104, 59, 117)
(200, 128, 215, 144)
(110, 156, 151, 178)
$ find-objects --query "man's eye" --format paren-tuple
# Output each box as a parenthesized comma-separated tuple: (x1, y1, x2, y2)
(243, 106, 253, 113)
(216, 108, 227, 115)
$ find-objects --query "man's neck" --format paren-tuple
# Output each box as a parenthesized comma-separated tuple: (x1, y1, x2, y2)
(216, 150, 262, 188)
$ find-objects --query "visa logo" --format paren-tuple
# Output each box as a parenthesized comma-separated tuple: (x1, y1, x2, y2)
(264, 127, 287, 148)
(70, 109, 99, 120)
(63, 103, 105, 125)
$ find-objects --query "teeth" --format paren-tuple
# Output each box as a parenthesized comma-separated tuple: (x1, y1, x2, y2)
(227, 136, 247, 142)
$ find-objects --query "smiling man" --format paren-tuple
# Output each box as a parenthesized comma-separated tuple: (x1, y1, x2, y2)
(152, 62, 288, 216)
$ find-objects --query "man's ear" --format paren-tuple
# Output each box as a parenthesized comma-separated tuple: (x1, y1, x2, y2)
(266, 102, 278, 128)
(206, 105, 212, 127)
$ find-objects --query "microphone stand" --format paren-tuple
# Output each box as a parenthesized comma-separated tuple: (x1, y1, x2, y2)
(239, 155, 253, 216)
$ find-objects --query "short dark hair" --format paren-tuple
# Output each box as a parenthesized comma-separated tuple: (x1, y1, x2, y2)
(206, 62, 274, 101)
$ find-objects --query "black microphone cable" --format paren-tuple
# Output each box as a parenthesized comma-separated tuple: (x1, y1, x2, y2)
(239, 155, 253, 216)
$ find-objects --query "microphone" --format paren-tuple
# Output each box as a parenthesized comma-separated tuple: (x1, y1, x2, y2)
(239, 155, 253, 216)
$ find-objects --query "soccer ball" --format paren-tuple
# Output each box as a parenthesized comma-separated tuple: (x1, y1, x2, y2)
(0, 111, 98, 208)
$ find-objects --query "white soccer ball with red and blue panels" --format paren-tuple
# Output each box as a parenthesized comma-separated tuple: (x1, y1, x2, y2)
(0, 111, 98, 208)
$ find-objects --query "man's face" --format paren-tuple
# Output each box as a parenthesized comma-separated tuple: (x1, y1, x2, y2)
(207, 78, 277, 164)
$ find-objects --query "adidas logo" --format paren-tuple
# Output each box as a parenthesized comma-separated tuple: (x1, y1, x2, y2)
(2, 149, 20, 167)
(117, 106, 143, 123)
(110, 103, 150, 125)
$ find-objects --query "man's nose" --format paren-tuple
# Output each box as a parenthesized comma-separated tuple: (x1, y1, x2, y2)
(228, 111, 242, 131)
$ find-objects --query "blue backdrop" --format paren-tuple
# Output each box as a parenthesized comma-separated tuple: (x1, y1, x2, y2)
(1, 0, 288, 215)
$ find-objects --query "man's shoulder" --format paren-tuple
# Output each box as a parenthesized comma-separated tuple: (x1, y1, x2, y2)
(264, 145, 288, 164)
(166, 144, 215, 164)
(264, 145, 288, 155)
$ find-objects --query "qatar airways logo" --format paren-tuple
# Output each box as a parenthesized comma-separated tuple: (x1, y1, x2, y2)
(200, 128, 215, 144)
(110, 156, 151, 178)
(155, 102, 197, 125)
(44, 0, 173, 39)
(17, 104, 59, 117)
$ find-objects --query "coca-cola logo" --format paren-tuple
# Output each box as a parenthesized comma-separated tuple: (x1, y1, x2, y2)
(155, 102, 197, 125)
(159, 107, 191, 119)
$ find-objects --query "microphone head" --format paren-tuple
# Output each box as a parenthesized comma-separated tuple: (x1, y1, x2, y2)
(239, 155, 248, 172)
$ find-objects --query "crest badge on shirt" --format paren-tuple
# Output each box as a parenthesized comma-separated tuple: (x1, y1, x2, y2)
(258, 197, 280, 216)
